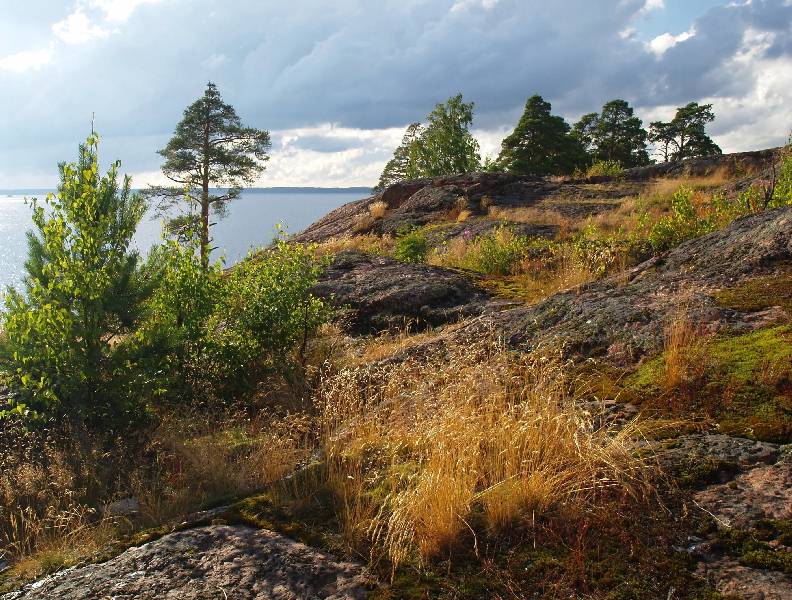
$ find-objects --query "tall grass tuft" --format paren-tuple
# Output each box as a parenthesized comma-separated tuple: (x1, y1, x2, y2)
(316, 338, 654, 567)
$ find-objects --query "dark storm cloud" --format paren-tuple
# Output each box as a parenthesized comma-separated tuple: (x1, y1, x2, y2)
(0, 0, 790, 186)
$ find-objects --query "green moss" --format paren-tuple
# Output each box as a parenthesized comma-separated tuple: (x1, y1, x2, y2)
(672, 456, 741, 489)
(625, 326, 792, 443)
(714, 274, 792, 315)
(712, 520, 792, 575)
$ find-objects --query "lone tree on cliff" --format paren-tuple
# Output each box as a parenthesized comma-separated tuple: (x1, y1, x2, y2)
(497, 95, 585, 176)
(151, 82, 271, 267)
(649, 102, 721, 162)
(572, 99, 650, 168)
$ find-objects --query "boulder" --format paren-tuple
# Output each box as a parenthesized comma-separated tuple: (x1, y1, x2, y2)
(312, 251, 497, 334)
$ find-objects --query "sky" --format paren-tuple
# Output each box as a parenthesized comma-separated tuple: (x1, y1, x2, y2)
(0, 0, 790, 188)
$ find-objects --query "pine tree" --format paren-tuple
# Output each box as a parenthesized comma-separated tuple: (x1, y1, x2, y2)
(649, 102, 721, 162)
(572, 99, 649, 168)
(151, 82, 271, 267)
(374, 123, 422, 192)
(497, 95, 585, 176)
(0, 135, 146, 420)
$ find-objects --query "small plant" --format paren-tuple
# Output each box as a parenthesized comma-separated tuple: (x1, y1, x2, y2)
(368, 200, 387, 219)
(586, 159, 625, 179)
(647, 187, 711, 253)
(394, 226, 429, 263)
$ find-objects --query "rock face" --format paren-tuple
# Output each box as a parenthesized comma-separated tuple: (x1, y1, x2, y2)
(312, 251, 497, 333)
(1, 525, 371, 600)
(446, 206, 792, 363)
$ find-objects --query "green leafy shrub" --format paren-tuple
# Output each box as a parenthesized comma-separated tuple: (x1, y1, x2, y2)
(647, 187, 712, 253)
(465, 225, 531, 275)
(129, 233, 331, 403)
(394, 227, 430, 263)
(0, 135, 147, 422)
(586, 159, 625, 179)
(772, 140, 792, 206)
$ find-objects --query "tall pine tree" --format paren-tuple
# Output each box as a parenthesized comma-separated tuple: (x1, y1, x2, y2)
(649, 102, 721, 162)
(151, 82, 271, 267)
(374, 123, 422, 191)
(572, 99, 649, 168)
(497, 95, 585, 176)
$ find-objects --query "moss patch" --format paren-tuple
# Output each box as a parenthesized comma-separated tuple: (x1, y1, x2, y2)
(712, 519, 792, 575)
(625, 326, 792, 443)
(714, 273, 792, 316)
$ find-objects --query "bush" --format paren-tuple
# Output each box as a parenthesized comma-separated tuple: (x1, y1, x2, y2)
(647, 187, 712, 254)
(772, 140, 792, 206)
(586, 159, 625, 179)
(129, 233, 331, 403)
(465, 225, 530, 275)
(394, 226, 429, 263)
(0, 135, 147, 423)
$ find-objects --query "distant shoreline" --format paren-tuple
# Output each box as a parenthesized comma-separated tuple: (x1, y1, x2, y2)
(0, 187, 372, 196)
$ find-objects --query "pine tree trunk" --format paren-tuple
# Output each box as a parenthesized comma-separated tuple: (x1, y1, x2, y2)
(200, 180, 209, 269)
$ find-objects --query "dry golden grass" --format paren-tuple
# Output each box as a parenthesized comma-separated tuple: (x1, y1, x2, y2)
(352, 212, 375, 233)
(0, 412, 311, 579)
(510, 248, 596, 302)
(313, 234, 394, 257)
(489, 205, 570, 229)
(650, 169, 729, 200)
(316, 338, 654, 566)
(456, 209, 472, 223)
(368, 200, 388, 219)
(662, 307, 709, 397)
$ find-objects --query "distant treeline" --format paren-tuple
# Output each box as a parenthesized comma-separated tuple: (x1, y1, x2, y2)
(375, 94, 721, 190)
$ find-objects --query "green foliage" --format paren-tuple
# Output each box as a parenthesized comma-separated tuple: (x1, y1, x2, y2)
(0, 135, 146, 421)
(586, 159, 626, 179)
(151, 82, 271, 266)
(374, 123, 422, 192)
(409, 94, 481, 178)
(649, 102, 721, 162)
(772, 139, 792, 205)
(463, 225, 531, 276)
(394, 227, 430, 264)
(130, 231, 331, 402)
(497, 95, 586, 176)
(375, 95, 480, 188)
(570, 225, 628, 277)
(646, 187, 711, 253)
(572, 99, 650, 168)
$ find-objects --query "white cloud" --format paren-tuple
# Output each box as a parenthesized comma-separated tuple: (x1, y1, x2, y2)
(0, 47, 53, 73)
(647, 27, 696, 56)
(85, 0, 165, 23)
(202, 53, 228, 70)
(53, 11, 109, 44)
(641, 0, 665, 13)
(451, 0, 499, 13)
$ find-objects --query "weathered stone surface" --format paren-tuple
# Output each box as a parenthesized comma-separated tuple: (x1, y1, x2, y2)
(696, 558, 792, 600)
(623, 148, 780, 181)
(1, 525, 372, 600)
(693, 449, 792, 529)
(312, 251, 496, 333)
(440, 206, 792, 363)
(657, 434, 781, 474)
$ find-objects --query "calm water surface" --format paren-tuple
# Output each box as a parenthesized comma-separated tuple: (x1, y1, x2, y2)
(0, 190, 362, 294)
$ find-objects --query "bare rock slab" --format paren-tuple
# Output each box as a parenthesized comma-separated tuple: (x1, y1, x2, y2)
(2, 525, 372, 600)
(693, 450, 792, 529)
